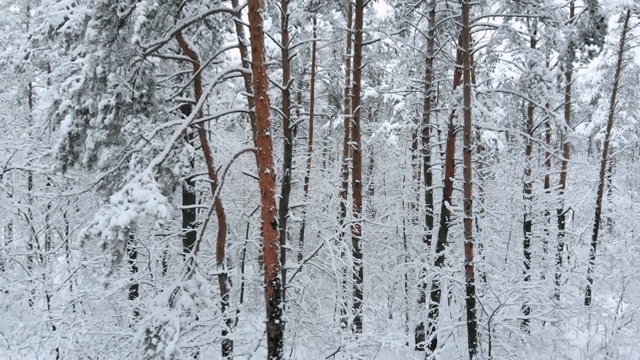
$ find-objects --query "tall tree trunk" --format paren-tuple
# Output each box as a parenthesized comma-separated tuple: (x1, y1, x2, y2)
(298, 17, 317, 263)
(585, 9, 630, 307)
(350, 0, 365, 335)
(247, 0, 284, 357)
(415, 0, 436, 351)
(471, 52, 487, 285)
(26, 76, 35, 308)
(338, 2, 353, 331)
(230, 9, 259, 334)
(522, 22, 537, 330)
(277, 0, 293, 303)
(427, 30, 464, 355)
(175, 31, 232, 358)
(460, 1, 478, 357)
(555, 1, 575, 302)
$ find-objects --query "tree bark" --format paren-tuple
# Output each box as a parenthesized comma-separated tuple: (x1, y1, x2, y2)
(543, 100, 551, 258)
(415, 0, 436, 351)
(277, 0, 293, 302)
(606, 158, 615, 233)
(351, 0, 365, 335)
(585, 9, 630, 307)
(175, 31, 232, 358)
(231, 0, 257, 136)
(247, 0, 284, 357)
(460, 1, 478, 356)
(555, 1, 575, 302)
(338, 2, 353, 331)
(181, 153, 197, 269)
(298, 16, 318, 263)
(127, 233, 140, 320)
(522, 22, 537, 330)
(427, 30, 464, 356)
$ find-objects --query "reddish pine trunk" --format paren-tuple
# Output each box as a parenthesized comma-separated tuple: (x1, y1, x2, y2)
(247, 0, 284, 357)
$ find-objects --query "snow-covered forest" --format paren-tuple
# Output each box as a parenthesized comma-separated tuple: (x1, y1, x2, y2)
(1, 0, 640, 358)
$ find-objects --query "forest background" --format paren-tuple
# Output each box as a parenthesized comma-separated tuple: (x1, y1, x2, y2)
(1, 0, 639, 359)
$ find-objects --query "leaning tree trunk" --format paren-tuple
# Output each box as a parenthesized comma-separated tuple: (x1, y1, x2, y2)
(606, 158, 615, 233)
(415, 0, 436, 351)
(175, 31, 232, 358)
(585, 9, 631, 307)
(351, 0, 365, 335)
(426, 31, 464, 355)
(247, 0, 284, 357)
(555, 1, 575, 302)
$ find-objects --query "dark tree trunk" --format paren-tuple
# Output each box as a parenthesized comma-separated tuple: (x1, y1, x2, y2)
(127, 233, 140, 320)
(585, 9, 630, 307)
(231, 0, 257, 137)
(460, 2, 478, 356)
(543, 99, 551, 259)
(350, 0, 365, 335)
(338, 2, 353, 331)
(181, 170, 197, 266)
(277, 0, 293, 303)
(606, 159, 615, 233)
(556, 1, 575, 302)
(522, 22, 537, 330)
(298, 16, 318, 263)
(426, 30, 464, 356)
(176, 31, 232, 358)
(415, 0, 436, 350)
